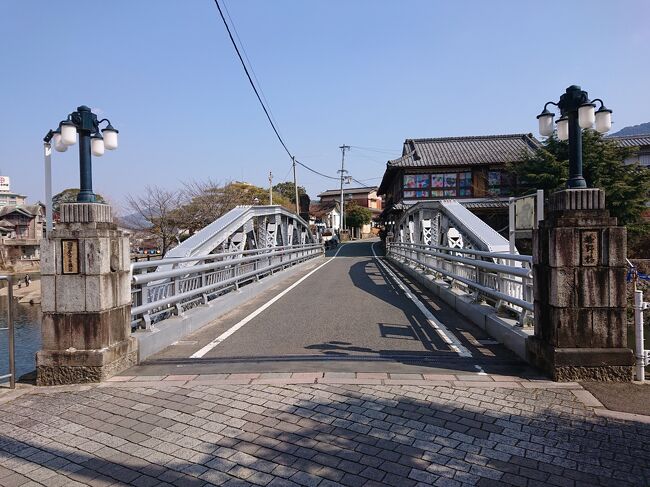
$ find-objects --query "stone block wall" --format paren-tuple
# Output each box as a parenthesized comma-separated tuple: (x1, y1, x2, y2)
(527, 189, 633, 381)
(37, 203, 137, 385)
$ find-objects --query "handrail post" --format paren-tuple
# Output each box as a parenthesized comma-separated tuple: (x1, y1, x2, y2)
(635, 289, 646, 382)
(7, 276, 15, 389)
(0, 276, 15, 389)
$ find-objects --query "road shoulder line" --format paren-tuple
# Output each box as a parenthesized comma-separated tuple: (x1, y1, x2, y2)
(189, 244, 348, 358)
(371, 242, 473, 359)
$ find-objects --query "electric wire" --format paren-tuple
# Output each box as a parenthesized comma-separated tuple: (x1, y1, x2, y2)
(349, 145, 401, 155)
(351, 177, 375, 188)
(295, 160, 340, 180)
(212, 0, 340, 183)
(213, 0, 290, 157)
(221, 0, 282, 138)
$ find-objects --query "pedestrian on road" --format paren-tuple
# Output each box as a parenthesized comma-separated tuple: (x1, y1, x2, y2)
(24, 274, 31, 287)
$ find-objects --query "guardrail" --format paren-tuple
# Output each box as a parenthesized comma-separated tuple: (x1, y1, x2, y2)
(628, 259, 650, 381)
(130, 243, 323, 329)
(387, 242, 533, 324)
(0, 276, 15, 389)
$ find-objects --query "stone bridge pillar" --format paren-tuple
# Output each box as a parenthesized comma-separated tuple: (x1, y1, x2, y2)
(36, 203, 137, 385)
(527, 189, 633, 381)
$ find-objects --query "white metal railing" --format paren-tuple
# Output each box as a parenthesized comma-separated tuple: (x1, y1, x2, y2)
(130, 243, 323, 329)
(628, 260, 650, 381)
(0, 275, 15, 389)
(387, 242, 533, 324)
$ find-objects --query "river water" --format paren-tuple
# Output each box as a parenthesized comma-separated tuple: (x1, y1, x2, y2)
(0, 299, 41, 381)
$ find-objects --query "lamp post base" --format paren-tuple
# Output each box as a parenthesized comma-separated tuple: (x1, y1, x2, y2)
(528, 188, 633, 382)
(36, 202, 136, 385)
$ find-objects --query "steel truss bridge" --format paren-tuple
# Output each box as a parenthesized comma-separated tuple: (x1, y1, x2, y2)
(130, 205, 320, 328)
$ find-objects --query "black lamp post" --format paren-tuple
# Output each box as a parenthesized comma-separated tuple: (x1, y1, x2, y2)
(44, 105, 119, 203)
(536, 85, 612, 189)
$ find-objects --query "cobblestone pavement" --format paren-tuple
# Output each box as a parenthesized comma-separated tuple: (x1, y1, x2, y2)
(1, 375, 650, 487)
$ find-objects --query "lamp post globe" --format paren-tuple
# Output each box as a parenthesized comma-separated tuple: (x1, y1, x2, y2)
(536, 85, 612, 189)
(44, 106, 119, 203)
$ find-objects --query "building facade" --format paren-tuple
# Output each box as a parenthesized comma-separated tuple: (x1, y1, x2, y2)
(0, 204, 44, 269)
(377, 134, 541, 230)
(0, 176, 27, 208)
(317, 186, 382, 209)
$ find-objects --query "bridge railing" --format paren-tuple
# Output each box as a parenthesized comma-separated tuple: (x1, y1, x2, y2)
(387, 242, 533, 324)
(130, 243, 323, 329)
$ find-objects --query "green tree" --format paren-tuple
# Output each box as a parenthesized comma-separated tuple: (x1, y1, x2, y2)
(52, 188, 106, 216)
(345, 202, 372, 229)
(508, 131, 650, 226)
(272, 181, 307, 203)
(170, 181, 294, 236)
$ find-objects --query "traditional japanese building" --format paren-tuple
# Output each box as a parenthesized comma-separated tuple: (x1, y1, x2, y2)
(608, 134, 650, 168)
(377, 134, 541, 231)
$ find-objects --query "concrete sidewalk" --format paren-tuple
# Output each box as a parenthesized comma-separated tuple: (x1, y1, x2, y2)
(1, 373, 649, 486)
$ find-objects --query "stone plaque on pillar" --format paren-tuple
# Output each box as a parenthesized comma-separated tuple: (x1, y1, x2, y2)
(527, 188, 633, 381)
(37, 202, 137, 385)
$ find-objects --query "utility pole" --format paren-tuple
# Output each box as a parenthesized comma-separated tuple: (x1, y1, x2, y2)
(338, 144, 350, 233)
(292, 156, 300, 214)
(268, 171, 273, 205)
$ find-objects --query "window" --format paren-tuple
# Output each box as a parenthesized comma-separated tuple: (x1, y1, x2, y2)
(487, 170, 515, 196)
(403, 174, 429, 198)
(431, 172, 472, 197)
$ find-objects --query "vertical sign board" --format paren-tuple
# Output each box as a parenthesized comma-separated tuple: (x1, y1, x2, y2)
(61, 239, 80, 274)
(515, 195, 537, 231)
(580, 231, 599, 266)
(509, 190, 544, 253)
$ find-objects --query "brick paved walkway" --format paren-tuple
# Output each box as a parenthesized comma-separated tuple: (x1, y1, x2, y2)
(1, 375, 650, 487)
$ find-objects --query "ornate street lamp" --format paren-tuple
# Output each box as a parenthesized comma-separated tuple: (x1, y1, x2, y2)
(44, 105, 119, 203)
(536, 85, 612, 188)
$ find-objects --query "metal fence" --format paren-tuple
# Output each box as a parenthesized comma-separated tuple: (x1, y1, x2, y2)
(0, 276, 15, 389)
(387, 242, 533, 324)
(130, 243, 323, 329)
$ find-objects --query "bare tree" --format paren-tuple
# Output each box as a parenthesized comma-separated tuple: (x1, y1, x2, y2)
(177, 180, 293, 235)
(126, 185, 184, 255)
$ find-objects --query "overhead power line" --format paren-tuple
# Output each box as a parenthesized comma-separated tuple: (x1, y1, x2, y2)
(212, 0, 340, 183)
(351, 177, 375, 188)
(220, 1, 282, 138)
(350, 145, 401, 155)
(295, 160, 339, 180)
(213, 0, 290, 157)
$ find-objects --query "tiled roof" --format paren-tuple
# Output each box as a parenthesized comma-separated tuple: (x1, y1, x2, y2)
(389, 134, 542, 168)
(607, 134, 650, 147)
(0, 204, 42, 218)
(309, 201, 339, 218)
(318, 187, 378, 198)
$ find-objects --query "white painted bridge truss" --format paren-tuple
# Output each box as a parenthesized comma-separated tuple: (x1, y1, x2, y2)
(130, 206, 321, 328)
(165, 205, 316, 260)
(385, 200, 533, 324)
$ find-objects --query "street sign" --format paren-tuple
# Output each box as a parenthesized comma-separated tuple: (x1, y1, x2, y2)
(515, 195, 537, 230)
(509, 190, 544, 253)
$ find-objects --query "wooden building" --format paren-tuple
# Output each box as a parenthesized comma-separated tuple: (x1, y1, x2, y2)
(377, 134, 541, 231)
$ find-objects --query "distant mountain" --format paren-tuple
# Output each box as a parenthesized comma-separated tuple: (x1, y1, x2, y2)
(610, 122, 650, 137)
(116, 212, 152, 230)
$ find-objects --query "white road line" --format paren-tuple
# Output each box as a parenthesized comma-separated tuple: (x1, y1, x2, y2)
(190, 244, 348, 359)
(371, 242, 473, 358)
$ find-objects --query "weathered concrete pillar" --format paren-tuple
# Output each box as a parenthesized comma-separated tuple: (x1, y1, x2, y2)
(527, 188, 633, 381)
(36, 203, 137, 385)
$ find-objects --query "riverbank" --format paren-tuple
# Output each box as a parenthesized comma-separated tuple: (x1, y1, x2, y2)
(0, 279, 41, 304)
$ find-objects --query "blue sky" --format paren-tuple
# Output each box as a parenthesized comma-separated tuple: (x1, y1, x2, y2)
(1, 0, 648, 211)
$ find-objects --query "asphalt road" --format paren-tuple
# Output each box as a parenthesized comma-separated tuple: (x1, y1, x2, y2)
(129, 239, 532, 376)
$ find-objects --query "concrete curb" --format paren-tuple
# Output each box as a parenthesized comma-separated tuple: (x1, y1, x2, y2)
(386, 256, 532, 361)
(132, 255, 326, 362)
